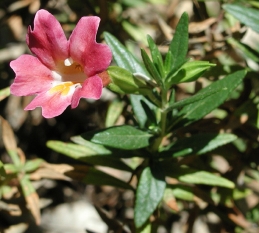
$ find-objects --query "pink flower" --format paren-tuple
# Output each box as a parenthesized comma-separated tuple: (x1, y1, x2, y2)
(10, 9, 112, 118)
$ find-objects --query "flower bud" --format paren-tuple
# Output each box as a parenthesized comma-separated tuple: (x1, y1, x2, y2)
(106, 66, 152, 95)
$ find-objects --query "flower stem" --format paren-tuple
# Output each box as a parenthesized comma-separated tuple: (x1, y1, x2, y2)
(150, 88, 169, 152)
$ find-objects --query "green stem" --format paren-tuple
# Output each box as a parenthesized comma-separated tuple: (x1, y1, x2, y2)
(146, 92, 162, 108)
(150, 89, 169, 152)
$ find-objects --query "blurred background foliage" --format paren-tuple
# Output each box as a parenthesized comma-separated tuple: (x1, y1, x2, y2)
(1, 0, 259, 232)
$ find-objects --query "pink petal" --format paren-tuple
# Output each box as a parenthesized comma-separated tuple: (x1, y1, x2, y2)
(69, 16, 112, 77)
(25, 90, 73, 118)
(71, 75, 103, 108)
(26, 9, 68, 70)
(10, 54, 53, 96)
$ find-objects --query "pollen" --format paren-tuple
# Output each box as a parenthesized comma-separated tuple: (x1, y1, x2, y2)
(49, 82, 74, 96)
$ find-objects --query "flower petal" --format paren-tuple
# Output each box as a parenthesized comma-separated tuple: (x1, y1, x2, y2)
(26, 9, 68, 70)
(10, 54, 53, 96)
(71, 75, 103, 108)
(69, 16, 112, 77)
(24, 90, 73, 118)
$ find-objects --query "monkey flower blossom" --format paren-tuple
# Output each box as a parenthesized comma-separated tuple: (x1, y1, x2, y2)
(10, 9, 112, 118)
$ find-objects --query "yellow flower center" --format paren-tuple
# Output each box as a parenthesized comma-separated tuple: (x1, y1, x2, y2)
(49, 82, 74, 96)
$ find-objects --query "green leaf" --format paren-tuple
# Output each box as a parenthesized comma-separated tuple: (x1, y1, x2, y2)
(141, 49, 162, 86)
(71, 135, 148, 158)
(227, 37, 259, 62)
(168, 12, 189, 72)
(171, 70, 246, 129)
(164, 51, 172, 75)
(223, 4, 259, 33)
(166, 61, 216, 86)
(176, 168, 235, 188)
(130, 95, 148, 128)
(47, 140, 133, 172)
(4, 164, 18, 174)
(105, 100, 124, 127)
(134, 165, 166, 228)
(104, 32, 149, 75)
(81, 125, 152, 150)
(164, 184, 214, 204)
(0, 87, 10, 102)
(161, 133, 237, 158)
(24, 159, 44, 173)
(164, 186, 194, 202)
(20, 175, 36, 196)
(82, 167, 133, 190)
(166, 87, 222, 112)
(147, 35, 164, 79)
(136, 221, 151, 233)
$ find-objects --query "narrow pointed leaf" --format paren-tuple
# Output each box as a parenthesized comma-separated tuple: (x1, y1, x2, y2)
(24, 159, 44, 173)
(81, 125, 152, 150)
(147, 35, 164, 78)
(141, 49, 162, 85)
(130, 95, 148, 128)
(177, 170, 235, 188)
(105, 100, 124, 127)
(164, 51, 172, 75)
(162, 164, 235, 188)
(166, 88, 222, 112)
(223, 4, 259, 33)
(82, 167, 133, 190)
(104, 32, 149, 75)
(169, 12, 189, 71)
(134, 165, 166, 228)
(171, 70, 246, 129)
(227, 37, 259, 62)
(161, 133, 237, 158)
(166, 61, 215, 85)
(47, 140, 132, 172)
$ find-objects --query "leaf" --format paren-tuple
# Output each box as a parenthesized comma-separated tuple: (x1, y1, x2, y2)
(164, 185, 214, 205)
(223, 3, 259, 33)
(134, 165, 166, 228)
(104, 32, 149, 76)
(176, 168, 235, 188)
(71, 136, 149, 158)
(105, 100, 124, 127)
(171, 70, 246, 129)
(81, 167, 133, 190)
(227, 37, 259, 62)
(147, 35, 164, 79)
(141, 49, 162, 86)
(130, 95, 157, 129)
(161, 133, 237, 158)
(24, 159, 44, 173)
(20, 176, 40, 224)
(0, 87, 10, 101)
(46, 140, 133, 172)
(136, 221, 151, 233)
(166, 61, 216, 86)
(0, 116, 20, 166)
(81, 125, 152, 150)
(168, 12, 189, 72)
(166, 87, 222, 112)
(3, 164, 18, 174)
